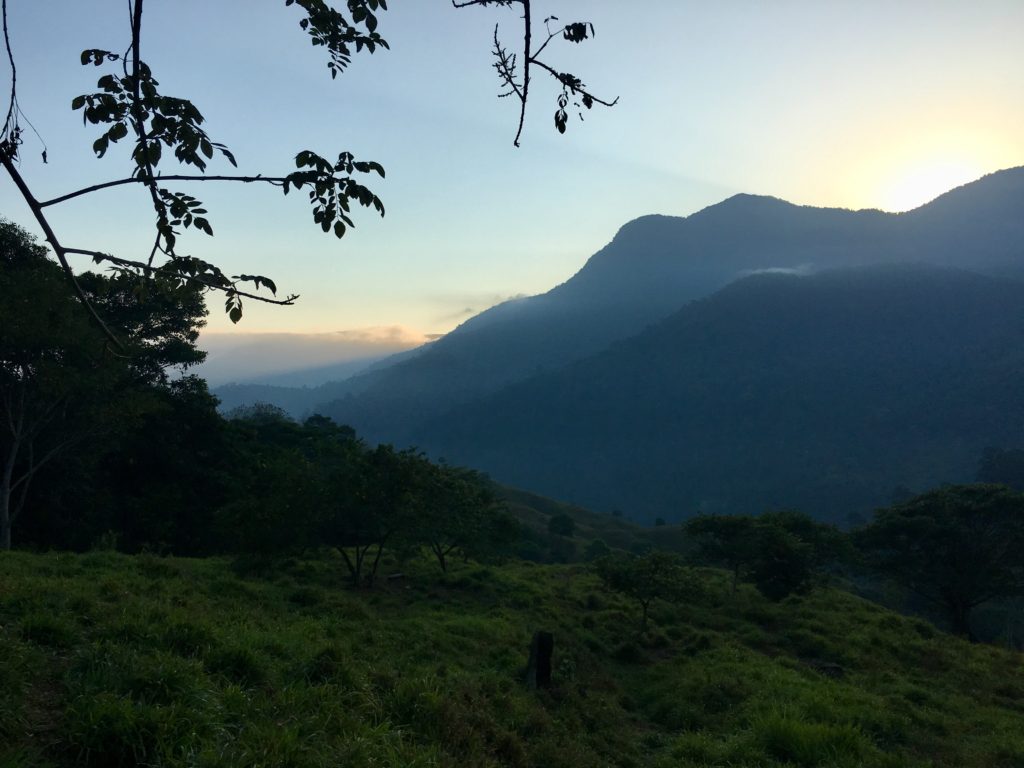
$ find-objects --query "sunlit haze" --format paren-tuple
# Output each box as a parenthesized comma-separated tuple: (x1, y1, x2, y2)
(881, 161, 986, 213)
(1, 1, 1021, 344)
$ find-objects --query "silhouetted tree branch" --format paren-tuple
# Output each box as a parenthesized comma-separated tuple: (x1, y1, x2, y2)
(1, 0, 614, 340)
(453, 0, 618, 146)
(0, 0, 388, 335)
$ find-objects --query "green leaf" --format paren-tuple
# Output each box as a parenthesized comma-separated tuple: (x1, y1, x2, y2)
(229, 306, 243, 324)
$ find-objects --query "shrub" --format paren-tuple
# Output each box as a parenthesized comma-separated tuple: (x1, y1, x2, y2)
(18, 613, 75, 648)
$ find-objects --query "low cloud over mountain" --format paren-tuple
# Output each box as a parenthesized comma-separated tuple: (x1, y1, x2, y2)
(198, 326, 426, 387)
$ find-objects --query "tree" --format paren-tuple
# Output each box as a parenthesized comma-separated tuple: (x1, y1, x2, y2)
(856, 484, 1024, 640)
(757, 510, 851, 573)
(320, 443, 422, 587)
(413, 462, 505, 572)
(583, 538, 611, 562)
(548, 512, 575, 537)
(91, 376, 231, 554)
(0, 220, 206, 550)
(0, 1, 614, 336)
(215, 407, 322, 557)
(594, 551, 698, 634)
(685, 511, 842, 600)
(744, 524, 814, 602)
(684, 515, 763, 594)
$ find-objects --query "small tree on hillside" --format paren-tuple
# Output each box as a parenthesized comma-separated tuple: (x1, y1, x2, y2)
(856, 484, 1024, 640)
(685, 511, 844, 600)
(594, 551, 698, 634)
(684, 515, 762, 593)
(548, 512, 575, 537)
(584, 538, 611, 562)
(745, 525, 814, 602)
(414, 462, 503, 572)
(321, 443, 422, 587)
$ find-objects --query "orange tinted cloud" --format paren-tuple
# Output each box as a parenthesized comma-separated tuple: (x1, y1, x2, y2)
(197, 326, 428, 385)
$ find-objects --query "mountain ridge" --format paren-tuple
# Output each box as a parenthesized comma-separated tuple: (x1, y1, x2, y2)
(415, 262, 1024, 522)
(312, 167, 1024, 441)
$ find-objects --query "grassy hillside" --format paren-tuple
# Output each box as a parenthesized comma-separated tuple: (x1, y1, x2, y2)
(500, 487, 689, 560)
(2, 551, 1022, 767)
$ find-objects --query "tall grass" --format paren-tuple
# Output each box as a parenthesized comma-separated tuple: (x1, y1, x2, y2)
(1, 550, 1022, 767)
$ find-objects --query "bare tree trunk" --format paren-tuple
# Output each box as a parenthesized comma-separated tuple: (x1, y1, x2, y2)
(1, 437, 20, 551)
(339, 547, 360, 587)
(1, 485, 11, 550)
(367, 541, 386, 587)
(431, 541, 448, 572)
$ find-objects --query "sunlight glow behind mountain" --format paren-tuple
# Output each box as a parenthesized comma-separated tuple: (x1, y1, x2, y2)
(880, 160, 985, 212)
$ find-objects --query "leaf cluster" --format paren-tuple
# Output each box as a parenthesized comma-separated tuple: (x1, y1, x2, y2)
(286, 0, 390, 79)
(285, 150, 386, 239)
(72, 60, 235, 172)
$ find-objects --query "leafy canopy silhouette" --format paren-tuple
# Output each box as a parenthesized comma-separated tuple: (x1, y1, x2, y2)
(0, 0, 614, 342)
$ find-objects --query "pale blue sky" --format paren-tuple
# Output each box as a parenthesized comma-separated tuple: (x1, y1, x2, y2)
(2, 1, 1022, 340)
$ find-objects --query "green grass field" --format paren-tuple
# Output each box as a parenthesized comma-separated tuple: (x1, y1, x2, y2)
(2, 550, 1022, 767)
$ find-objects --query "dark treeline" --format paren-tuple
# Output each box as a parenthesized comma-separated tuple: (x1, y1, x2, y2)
(16, 389, 521, 586)
(0, 220, 518, 583)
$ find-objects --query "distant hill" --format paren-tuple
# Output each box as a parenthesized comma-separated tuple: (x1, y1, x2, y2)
(498, 485, 688, 560)
(213, 346, 429, 417)
(419, 264, 1024, 523)
(314, 168, 1024, 444)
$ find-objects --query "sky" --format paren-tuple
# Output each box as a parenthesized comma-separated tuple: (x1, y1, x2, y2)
(1, 1, 1023, 369)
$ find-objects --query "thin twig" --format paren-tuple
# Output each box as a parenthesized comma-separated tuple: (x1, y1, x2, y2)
(454, 0, 617, 146)
(63, 247, 300, 305)
(127, 0, 167, 269)
(513, 0, 531, 147)
(40, 174, 287, 207)
(1, 0, 16, 136)
(529, 58, 619, 107)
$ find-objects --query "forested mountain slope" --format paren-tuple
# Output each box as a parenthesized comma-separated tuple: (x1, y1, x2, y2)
(420, 264, 1024, 522)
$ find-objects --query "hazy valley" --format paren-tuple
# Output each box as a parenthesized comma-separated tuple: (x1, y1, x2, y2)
(217, 167, 1024, 524)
